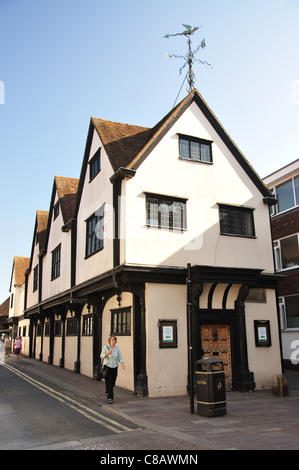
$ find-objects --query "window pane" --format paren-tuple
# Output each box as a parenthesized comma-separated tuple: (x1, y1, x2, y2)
(276, 179, 295, 212)
(201, 143, 211, 162)
(219, 206, 255, 237)
(285, 296, 299, 328)
(147, 198, 159, 226)
(190, 141, 200, 161)
(179, 139, 189, 159)
(280, 235, 299, 269)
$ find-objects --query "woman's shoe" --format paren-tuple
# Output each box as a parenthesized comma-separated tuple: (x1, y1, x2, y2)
(108, 399, 113, 404)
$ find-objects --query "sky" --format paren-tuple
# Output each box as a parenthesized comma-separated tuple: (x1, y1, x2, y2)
(0, 0, 299, 304)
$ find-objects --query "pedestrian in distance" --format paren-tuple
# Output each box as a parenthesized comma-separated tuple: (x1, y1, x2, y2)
(4, 337, 12, 357)
(100, 336, 125, 404)
(14, 336, 22, 358)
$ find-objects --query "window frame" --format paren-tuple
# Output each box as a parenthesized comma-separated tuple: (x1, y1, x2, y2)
(146, 193, 187, 231)
(178, 134, 213, 164)
(111, 307, 131, 336)
(33, 265, 38, 292)
(85, 208, 104, 258)
(279, 295, 299, 330)
(273, 234, 299, 271)
(271, 175, 299, 216)
(89, 148, 101, 181)
(66, 317, 78, 336)
(53, 202, 60, 220)
(219, 204, 256, 238)
(82, 315, 93, 336)
(51, 244, 61, 280)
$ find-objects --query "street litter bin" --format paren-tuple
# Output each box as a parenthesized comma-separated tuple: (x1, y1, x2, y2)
(195, 357, 226, 417)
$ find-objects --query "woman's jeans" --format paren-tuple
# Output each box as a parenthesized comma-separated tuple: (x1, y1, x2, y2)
(105, 366, 118, 399)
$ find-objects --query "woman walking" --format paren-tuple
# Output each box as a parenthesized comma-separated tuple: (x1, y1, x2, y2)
(100, 336, 125, 404)
(14, 336, 22, 358)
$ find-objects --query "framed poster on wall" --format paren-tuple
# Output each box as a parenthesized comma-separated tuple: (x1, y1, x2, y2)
(254, 320, 271, 347)
(158, 320, 177, 348)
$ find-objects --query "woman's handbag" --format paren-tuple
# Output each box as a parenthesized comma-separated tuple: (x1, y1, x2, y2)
(97, 359, 107, 380)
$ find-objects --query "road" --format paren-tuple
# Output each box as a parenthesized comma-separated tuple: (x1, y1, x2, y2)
(0, 358, 139, 450)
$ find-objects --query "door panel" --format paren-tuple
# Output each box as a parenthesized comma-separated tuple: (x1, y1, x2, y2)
(201, 324, 232, 390)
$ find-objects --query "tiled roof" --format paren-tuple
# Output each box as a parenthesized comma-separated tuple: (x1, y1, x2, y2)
(0, 297, 9, 316)
(13, 256, 30, 286)
(54, 176, 79, 223)
(91, 118, 152, 171)
(36, 210, 49, 250)
(91, 90, 197, 172)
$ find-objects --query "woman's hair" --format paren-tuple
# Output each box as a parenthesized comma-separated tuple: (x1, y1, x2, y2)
(108, 335, 117, 344)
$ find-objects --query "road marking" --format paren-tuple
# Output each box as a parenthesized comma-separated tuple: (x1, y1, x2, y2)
(1, 362, 136, 434)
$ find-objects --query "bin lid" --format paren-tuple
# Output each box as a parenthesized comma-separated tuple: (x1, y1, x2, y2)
(196, 357, 224, 371)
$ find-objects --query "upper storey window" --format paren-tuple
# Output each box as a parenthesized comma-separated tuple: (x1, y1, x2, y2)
(219, 204, 255, 238)
(179, 134, 212, 163)
(271, 175, 299, 215)
(146, 194, 187, 231)
(89, 148, 101, 181)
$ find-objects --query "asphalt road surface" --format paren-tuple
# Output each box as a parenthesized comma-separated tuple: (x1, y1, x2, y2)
(0, 360, 139, 450)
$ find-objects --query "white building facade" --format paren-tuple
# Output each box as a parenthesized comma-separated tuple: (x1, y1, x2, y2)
(21, 89, 283, 396)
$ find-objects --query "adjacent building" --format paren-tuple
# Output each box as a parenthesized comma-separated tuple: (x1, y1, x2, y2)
(8, 256, 30, 353)
(263, 159, 299, 370)
(7, 89, 284, 396)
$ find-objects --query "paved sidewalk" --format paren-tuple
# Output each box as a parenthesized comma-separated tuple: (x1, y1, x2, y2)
(2, 352, 299, 450)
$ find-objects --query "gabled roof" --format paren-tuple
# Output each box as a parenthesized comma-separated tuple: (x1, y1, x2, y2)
(43, 176, 79, 252)
(91, 118, 151, 172)
(36, 210, 49, 250)
(0, 297, 9, 317)
(9, 256, 30, 291)
(75, 89, 271, 216)
(54, 176, 79, 224)
(28, 210, 49, 272)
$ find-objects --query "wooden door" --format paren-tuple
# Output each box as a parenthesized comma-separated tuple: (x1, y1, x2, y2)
(200, 324, 232, 390)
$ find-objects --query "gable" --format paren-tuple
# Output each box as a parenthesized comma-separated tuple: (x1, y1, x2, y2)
(9, 256, 30, 291)
(126, 89, 271, 198)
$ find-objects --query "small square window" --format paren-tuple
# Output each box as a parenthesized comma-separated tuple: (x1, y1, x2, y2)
(219, 205, 255, 238)
(179, 134, 212, 163)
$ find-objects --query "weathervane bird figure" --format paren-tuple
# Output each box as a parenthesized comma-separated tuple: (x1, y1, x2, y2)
(164, 24, 212, 95)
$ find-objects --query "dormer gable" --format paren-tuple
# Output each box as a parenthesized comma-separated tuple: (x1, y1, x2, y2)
(44, 176, 79, 248)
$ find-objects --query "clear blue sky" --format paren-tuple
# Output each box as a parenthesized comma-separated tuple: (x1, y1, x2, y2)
(1, 0, 299, 304)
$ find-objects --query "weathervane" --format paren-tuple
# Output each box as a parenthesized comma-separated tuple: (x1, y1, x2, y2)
(164, 24, 212, 96)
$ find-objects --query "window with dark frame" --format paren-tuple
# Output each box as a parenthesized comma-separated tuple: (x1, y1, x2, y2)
(146, 194, 187, 231)
(111, 307, 131, 335)
(54, 320, 61, 336)
(86, 209, 104, 257)
(89, 148, 101, 181)
(82, 315, 93, 336)
(45, 322, 50, 336)
(51, 244, 61, 280)
(179, 134, 212, 163)
(219, 204, 255, 238)
(53, 202, 60, 220)
(66, 317, 78, 336)
(36, 323, 42, 336)
(33, 265, 38, 292)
